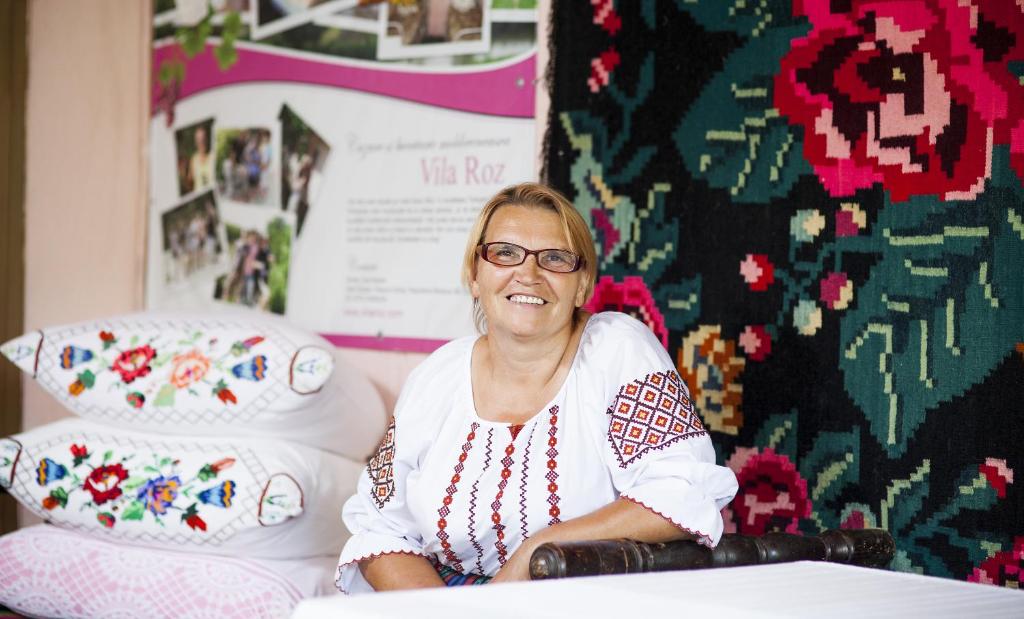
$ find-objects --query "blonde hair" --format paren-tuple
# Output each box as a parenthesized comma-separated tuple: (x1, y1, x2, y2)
(460, 182, 597, 332)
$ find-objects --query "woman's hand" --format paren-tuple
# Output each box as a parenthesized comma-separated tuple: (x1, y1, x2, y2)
(490, 498, 691, 584)
(490, 535, 545, 583)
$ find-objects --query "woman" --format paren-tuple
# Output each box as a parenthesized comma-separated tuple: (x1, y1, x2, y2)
(336, 183, 737, 593)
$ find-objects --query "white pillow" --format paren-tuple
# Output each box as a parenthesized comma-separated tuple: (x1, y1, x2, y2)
(0, 524, 340, 619)
(0, 418, 360, 560)
(0, 311, 387, 460)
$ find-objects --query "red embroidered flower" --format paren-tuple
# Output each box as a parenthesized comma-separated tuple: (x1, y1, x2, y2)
(584, 276, 669, 347)
(728, 448, 812, 535)
(211, 458, 235, 473)
(968, 537, 1023, 588)
(216, 388, 237, 405)
(110, 345, 156, 384)
(820, 272, 854, 310)
(42, 496, 59, 510)
(70, 443, 89, 467)
(182, 503, 208, 532)
(83, 463, 129, 505)
(775, 0, 1024, 201)
(126, 392, 145, 409)
(185, 513, 207, 531)
(99, 331, 116, 343)
(739, 254, 775, 291)
(979, 458, 1014, 499)
(739, 325, 772, 361)
(96, 512, 116, 528)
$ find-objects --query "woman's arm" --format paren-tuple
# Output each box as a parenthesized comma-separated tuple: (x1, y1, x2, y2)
(490, 497, 691, 583)
(358, 553, 447, 591)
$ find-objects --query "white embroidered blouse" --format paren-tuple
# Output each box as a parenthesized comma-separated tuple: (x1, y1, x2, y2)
(336, 312, 739, 593)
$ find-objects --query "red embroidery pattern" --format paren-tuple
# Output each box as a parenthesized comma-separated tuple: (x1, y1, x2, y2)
(490, 425, 521, 566)
(367, 416, 396, 509)
(436, 422, 479, 571)
(545, 406, 561, 525)
(468, 428, 493, 574)
(607, 370, 706, 468)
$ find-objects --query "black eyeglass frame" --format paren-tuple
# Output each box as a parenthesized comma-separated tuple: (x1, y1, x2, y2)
(477, 242, 585, 273)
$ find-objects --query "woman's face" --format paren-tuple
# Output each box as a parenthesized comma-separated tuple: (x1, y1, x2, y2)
(470, 204, 586, 340)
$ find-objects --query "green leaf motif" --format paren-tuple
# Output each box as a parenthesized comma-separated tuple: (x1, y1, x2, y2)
(102, 450, 113, 464)
(752, 411, 798, 461)
(77, 369, 96, 389)
(799, 428, 860, 531)
(50, 486, 69, 508)
(561, 112, 635, 274)
(674, 0, 798, 37)
(122, 500, 146, 521)
(197, 464, 215, 482)
(154, 383, 177, 408)
(881, 459, 931, 535)
(838, 152, 1024, 456)
(122, 476, 147, 492)
(675, 24, 812, 204)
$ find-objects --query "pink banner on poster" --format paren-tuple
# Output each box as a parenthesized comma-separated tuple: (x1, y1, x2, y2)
(152, 42, 535, 118)
(319, 333, 450, 353)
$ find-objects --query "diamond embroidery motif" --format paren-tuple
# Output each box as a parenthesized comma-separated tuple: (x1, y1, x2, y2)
(606, 371, 706, 468)
(367, 417, 396, 509)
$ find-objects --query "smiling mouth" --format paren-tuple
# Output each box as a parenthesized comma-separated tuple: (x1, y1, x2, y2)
(507, 294, 547, 306)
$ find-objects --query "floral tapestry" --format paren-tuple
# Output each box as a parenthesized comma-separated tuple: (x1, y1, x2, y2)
(545, 0, 1023, 585)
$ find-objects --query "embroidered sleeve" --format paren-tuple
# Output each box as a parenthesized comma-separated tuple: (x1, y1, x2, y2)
(336, 413, 427, 594)
(595, 315, 738, 548)
(367, 417, 396, 508)
(606, 370, 706, 467)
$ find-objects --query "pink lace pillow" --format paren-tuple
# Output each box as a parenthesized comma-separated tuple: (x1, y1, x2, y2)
(0, 311, 386, 460)
(0, 525, 339, 619)
(0, 418, 361, 559)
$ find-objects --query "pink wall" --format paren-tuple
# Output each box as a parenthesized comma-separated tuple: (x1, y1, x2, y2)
(23, 0, 151, 432)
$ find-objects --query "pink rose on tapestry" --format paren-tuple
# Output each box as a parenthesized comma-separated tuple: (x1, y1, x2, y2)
(774, 0, 1024, 202)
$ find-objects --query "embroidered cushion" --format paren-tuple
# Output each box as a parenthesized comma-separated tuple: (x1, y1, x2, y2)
(0, 524, 340, 619)
(0, 418, 362, 559)
(0, 311, 387, 459)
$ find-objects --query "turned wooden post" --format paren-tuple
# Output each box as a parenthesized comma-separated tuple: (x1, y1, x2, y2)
(529, 529, 895, 580)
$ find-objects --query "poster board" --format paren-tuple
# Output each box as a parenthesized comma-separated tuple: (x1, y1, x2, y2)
(148, 0, 537, 350)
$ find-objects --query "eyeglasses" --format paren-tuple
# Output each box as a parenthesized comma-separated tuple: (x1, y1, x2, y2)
(478, 242, 583, 273)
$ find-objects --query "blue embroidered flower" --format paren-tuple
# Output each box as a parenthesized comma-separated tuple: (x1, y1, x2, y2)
(35, 458, 68, 486)
(198, 480, 235, 507)
(137, 475, 182, 515)
(231, 355, 267, 381)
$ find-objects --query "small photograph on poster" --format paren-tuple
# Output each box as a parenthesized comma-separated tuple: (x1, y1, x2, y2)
(214, 216, 293, 315)
(161, 190, 225, 285)
(253, 0, 358, 39)
(377, 0, 490, 60)
(156, 0, 253, 27)
(490, 0, 536, 22)
(215, 127, 277, 206)
(174, 118, 216, 197)
(279, 104, 331, 237)
(311, 2, 380, 33)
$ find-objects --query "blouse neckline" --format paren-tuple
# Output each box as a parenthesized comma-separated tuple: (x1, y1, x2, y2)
(463, 313, 597, 428)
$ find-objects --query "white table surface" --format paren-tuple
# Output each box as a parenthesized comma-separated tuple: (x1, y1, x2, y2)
(291, 561, 1023, 619)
